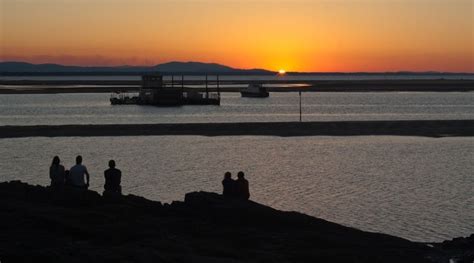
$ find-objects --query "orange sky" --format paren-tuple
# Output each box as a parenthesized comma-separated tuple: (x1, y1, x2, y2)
(1, 0, 473, 72)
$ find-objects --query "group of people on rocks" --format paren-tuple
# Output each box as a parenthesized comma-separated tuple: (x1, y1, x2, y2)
(222, 171, 250, 200)
(50, 155, 251, 200)
(49, 155, 122, 195)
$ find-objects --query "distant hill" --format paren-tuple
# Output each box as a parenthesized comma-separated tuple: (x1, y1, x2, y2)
(1, 61, 471, 76)
(0, 61, 274, 75)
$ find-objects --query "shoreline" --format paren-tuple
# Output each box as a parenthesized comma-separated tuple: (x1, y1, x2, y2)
(1, 79, 474, 93)
(1, 181, 472, 262)
(1, 120, 473, 138)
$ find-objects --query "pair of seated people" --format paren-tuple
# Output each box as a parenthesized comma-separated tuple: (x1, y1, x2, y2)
(50, 155, 90, 189)
(222, 171, 250, 200)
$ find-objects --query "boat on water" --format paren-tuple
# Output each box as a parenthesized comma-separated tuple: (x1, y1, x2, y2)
(240, 83, 270, 98)
(110, 74, 220, 106)
(110, 92, 139, 105)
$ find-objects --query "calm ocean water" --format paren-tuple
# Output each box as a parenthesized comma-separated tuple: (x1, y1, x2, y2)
(0, 135, 472, 242)
(0, 92, 473, 125)
(0, 91, 473, 242)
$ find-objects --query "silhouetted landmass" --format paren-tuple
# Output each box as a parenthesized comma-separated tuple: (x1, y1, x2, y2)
(1, 61, 473, 76)
(0, 120, 473, 139)
(286, 71, 474, 76)
(0, 61, 273, 75)
(1, 181, 472, 262)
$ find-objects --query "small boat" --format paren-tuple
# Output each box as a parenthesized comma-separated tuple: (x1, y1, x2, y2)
(110, 92, 139, 105)
(241, 83, 269, 98)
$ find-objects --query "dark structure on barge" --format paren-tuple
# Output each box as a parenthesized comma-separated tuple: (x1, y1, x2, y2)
(111, 74, 220, 106)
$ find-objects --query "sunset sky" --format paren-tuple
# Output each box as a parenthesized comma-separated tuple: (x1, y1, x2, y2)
(1, 0, 473, 72)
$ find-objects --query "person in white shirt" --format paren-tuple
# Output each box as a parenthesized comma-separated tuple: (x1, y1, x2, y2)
(69, 155, 90, 189)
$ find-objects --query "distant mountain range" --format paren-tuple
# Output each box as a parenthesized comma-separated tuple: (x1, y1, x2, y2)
(0, 61, 274, 75)
(0, 61, 471, 75)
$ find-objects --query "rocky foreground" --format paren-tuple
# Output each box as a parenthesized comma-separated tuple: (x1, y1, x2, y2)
(0, 181, 472, 263)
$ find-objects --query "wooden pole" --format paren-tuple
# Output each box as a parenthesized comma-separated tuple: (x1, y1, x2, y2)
(299, 91, 302, 122)
(205, 74, 209, 98)
(217, 75, 220, 98)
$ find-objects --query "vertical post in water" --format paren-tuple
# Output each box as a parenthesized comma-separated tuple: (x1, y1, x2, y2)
(299, 91, 302, 122)
(205, 74, 209, 99)
(171, 75, 174, 88)
(217, 75, 220, 98)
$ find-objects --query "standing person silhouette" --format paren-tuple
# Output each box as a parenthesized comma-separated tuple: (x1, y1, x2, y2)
(235, 171, 250, 200)
(69, 155, 90, 189)
(104, 160, 122, 195)
(49, 156, 65, 188)
(222, 171, 235, 198)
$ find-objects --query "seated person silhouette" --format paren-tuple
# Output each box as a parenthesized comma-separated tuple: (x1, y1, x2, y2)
(49, 156, 65, 189)
(103, 160, 122, 195)
(222, 171, 236, 198)
(235, 171, 250, 200)
(69, 155, 90, 189)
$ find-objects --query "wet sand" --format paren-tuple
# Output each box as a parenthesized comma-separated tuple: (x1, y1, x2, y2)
(1, 120, 473, 138)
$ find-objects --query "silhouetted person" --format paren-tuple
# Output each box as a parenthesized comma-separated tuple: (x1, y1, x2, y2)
(104, 160, 122, 195)
(222, 171, 235, 198)
(49, 156, 65, 188)
(69, 155, 90, 189)
(235, 171, 250, 200)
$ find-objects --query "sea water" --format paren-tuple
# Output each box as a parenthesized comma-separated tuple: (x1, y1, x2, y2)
(0, 135, 472, 242)
(0, 91, 473, 242)
(0, 92, 473, 125)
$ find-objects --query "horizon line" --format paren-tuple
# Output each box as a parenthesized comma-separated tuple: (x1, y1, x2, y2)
(1, 60, 473, 74)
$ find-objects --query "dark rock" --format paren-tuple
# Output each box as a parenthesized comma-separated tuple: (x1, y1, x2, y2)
(0, 181, 470, 263)
(436, 234, 474, 263)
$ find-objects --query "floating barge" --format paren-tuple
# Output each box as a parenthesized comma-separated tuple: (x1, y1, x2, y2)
(110, 74, 220, 106)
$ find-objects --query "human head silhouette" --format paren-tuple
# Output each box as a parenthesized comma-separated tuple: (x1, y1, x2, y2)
(109, 160, 116, 168)
(224, 171, 231, 179)
(76, 155, 82, 164)
(237, 171, 245, 179)
(51, 156, 60, 166)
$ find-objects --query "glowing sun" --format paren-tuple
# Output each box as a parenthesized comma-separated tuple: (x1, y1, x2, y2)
(278, 69, 286, 75)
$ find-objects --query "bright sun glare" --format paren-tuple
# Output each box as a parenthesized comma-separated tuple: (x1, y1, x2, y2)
(278, 69, 286, 75)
